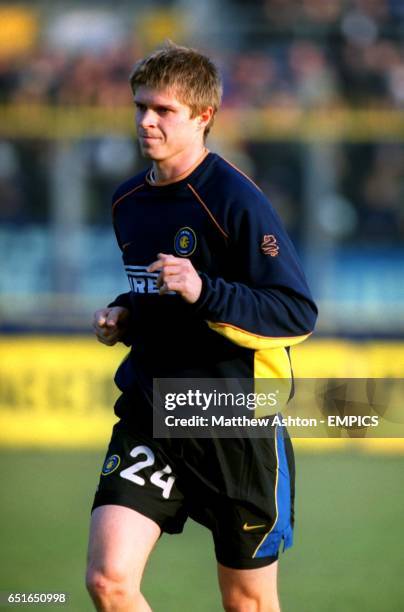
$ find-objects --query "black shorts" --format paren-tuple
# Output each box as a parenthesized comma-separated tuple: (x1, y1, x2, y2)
(92, 416, 295, 570)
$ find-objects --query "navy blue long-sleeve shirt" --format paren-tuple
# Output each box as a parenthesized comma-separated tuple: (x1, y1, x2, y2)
(109, 152, 317, 412)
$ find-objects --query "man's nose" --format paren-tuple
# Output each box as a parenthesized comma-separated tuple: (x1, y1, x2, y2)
(138, 109, 157, 128)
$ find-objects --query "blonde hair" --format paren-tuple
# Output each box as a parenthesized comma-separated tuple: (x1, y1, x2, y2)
(129, 41, 222, 138)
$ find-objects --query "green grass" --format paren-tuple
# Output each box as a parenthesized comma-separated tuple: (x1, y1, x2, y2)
(0, 449, 403, 611)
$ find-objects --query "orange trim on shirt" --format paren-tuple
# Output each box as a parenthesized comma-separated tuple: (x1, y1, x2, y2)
(222, 157, 263, 193)
(112, 183, 145, 214)
(187, 183, 229, 240)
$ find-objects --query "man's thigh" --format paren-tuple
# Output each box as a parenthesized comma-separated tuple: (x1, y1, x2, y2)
(87, 505, 161, 587)
(217, 561, 280, 612)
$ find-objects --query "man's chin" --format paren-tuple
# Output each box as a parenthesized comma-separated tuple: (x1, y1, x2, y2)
(140, 149, 165, 162)
(140, 149, 152, 159)
(139, 144, 162, 160)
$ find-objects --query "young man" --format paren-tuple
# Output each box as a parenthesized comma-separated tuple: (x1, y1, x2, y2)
(86, 43, 317, 611)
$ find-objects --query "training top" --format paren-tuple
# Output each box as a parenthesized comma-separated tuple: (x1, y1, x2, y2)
(108, 152, 317, 414)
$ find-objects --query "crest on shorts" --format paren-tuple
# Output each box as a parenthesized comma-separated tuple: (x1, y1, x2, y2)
(174, 227, 197, 257)
(101, 454, 121, 476)
(261, 234, 279, 257)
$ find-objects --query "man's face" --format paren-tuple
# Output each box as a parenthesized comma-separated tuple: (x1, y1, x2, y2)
(134, 85, 203, 162)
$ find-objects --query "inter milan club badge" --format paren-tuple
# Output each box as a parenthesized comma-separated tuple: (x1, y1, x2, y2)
(101, 454, 121, 476)
(174, 227, 197, 257)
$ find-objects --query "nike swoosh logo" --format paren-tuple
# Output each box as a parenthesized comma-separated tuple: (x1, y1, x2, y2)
(242, 523, 266, 531)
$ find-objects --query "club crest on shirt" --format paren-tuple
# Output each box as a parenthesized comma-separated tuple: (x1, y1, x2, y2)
(261, 234, 279, 257)
(174, 227, 197, 257)
(101, 454, 121, 476)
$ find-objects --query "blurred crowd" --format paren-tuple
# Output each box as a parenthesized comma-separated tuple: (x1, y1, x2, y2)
(0, 0, 403, 109)
(227, 0, 404, 109)
(0, 0, 403, 243)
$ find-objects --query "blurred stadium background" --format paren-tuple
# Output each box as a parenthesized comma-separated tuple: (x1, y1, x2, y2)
(0, 0, 403, 610)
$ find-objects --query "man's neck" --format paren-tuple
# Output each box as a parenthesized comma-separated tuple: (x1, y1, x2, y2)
(151, 145, 208, 185)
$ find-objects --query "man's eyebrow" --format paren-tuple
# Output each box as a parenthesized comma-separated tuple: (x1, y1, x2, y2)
(133, 98, 178, 110)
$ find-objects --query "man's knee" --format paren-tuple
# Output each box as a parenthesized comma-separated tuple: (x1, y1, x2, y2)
(86, 564, 137, 607)
(221, 586, 280, 612)
(222, 594, 257, 612)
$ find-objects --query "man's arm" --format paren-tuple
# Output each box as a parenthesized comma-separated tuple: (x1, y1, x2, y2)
(148, 198, 317, 351)
(195, 195, 318, 349)
(193, 275, 316, 350)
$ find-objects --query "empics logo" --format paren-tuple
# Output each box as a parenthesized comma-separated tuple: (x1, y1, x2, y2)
(174, 227, 197, 256)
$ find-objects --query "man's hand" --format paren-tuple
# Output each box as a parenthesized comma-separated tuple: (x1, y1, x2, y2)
(93, 306, 130, 346)
(147, 253, 202, 303)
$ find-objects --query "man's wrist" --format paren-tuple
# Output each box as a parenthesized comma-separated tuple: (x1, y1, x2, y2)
(108, 294, 131, 310)
(188, 273, 211, 314)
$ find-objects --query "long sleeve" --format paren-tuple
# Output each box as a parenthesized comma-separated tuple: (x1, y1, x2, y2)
(191, 195, 317, 350)
(108, 292, 132, 310)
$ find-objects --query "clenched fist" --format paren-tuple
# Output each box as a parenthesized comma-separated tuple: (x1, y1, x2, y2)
(93, 306, 130, 346)
(147, 253, 202, 303)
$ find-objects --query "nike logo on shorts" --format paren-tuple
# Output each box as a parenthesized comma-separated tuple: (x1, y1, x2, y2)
(242, 523, 266, 531)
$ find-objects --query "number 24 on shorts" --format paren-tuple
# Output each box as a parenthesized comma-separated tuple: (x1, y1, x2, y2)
(120, 445, 175, 499)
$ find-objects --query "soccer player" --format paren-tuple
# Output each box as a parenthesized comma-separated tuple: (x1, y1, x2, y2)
(86, 42, 317, 611)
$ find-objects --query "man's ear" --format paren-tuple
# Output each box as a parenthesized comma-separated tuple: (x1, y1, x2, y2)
(198, 106, 214, 129)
